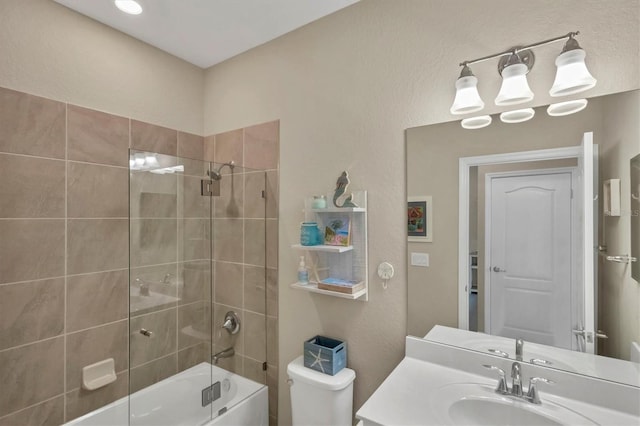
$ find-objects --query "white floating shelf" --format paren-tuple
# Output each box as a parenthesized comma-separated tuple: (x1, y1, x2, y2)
(291, 244, 354, 253)
(290, 282, 367, 300)
(309, 207, 366, 213)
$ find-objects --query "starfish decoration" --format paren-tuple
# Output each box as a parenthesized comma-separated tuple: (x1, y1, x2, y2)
(308, 349, 329, 373)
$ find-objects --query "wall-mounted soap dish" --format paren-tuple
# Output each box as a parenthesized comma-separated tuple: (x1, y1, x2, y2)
(82, 358, 117, 391)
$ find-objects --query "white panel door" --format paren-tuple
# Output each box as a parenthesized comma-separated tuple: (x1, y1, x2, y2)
(488, 172, 573, 349)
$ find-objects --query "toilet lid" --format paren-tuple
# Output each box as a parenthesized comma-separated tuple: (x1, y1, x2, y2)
(287, 356, 355, 390)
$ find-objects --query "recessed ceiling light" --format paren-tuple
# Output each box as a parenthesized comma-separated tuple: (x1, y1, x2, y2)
(114, 0, 142, 15)
(461, 115, 492, 130)
(547, 99, 588, 116)
(500, 108, 535, 123)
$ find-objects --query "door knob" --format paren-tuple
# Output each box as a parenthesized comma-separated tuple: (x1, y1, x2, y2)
(492, 266, 507, 273)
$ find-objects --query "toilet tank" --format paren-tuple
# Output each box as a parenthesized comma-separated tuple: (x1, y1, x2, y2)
(287, 356, 356, 426)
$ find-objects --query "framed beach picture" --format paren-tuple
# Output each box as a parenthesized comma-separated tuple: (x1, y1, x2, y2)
(407, 196, 432, 242)
(324, 216, 351, 246)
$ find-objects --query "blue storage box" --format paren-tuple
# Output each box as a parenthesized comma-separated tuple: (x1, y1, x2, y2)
(303, 335, 346, 376)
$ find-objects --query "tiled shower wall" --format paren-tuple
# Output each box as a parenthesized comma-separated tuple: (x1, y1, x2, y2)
(205, 123, 280, 426)
(0, 86, 280, 425)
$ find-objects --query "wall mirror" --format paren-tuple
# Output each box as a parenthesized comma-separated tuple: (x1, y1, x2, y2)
(406, 89, 640, 386)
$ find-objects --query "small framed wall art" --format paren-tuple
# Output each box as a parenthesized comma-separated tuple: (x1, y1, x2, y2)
(407, 196, 432, 242)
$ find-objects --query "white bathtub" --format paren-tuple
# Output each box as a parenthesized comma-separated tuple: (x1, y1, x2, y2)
(66, 362, 268, 426)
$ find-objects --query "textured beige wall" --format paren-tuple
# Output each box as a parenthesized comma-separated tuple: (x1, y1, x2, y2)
(599, 90, 640, 360)
(202, 1, 639, 423)
(0, 0, 204, 135)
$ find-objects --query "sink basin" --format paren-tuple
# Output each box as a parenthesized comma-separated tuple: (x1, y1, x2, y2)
(433, 383, 596, 426)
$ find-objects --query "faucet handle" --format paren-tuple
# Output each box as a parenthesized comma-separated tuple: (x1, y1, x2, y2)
(482, 365, 509, 394)
(526, 377, 555, 404)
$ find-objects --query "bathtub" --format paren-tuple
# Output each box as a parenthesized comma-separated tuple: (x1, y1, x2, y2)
(66, 362, 268, 426)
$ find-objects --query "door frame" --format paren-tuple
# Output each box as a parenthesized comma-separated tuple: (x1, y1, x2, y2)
(458, 145, 586, 330)
(483, 167, 579, 341)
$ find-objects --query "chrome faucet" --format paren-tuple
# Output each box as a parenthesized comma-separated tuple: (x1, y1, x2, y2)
(212, 347, 235, 364)
(483, 362, 554, 404)
(511, 362, 523, 397)
(515, 338, 524, 361)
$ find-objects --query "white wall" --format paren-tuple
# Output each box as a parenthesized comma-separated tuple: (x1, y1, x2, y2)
(203, 1, 639, 423)
(0, 0, 204, 134)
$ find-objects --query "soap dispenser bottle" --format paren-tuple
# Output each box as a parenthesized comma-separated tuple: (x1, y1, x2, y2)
(297, 256, 309, 285)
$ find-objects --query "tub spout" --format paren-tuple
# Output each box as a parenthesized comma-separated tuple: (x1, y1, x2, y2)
(212, 347, 235, 364)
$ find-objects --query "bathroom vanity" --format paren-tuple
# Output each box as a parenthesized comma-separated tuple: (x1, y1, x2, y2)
(356, 329, 640, 425)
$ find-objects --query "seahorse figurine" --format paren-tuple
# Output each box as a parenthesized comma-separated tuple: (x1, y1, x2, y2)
(333, 171, 358, 208)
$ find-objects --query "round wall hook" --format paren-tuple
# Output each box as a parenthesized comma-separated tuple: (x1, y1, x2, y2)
(497, 48, 535, 76)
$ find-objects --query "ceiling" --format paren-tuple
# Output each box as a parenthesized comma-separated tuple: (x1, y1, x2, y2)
(53, 0, 359, 68)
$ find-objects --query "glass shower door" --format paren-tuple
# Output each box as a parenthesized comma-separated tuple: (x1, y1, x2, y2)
(129, 150, 214, 425)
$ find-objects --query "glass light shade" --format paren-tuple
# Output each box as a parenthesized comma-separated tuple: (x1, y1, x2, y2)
(549, 49, 596, 97)
(450, 76, 484, 115)
(547, 99, 588, 116)
(461, 115, 492, 130)
(500, 108, 535, 123)
(114, 0, 143, 15)
(494, 63, 534, 106)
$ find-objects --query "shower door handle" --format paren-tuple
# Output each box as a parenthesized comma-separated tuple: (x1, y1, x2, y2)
(492, 266, 506, 273)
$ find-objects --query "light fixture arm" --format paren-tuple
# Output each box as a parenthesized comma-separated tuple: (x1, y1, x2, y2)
(459, 31, 580, 67)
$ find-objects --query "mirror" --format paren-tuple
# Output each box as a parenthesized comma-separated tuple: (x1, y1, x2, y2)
(406, 90, 640, 385)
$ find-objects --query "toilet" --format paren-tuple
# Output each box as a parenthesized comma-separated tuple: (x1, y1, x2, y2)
(287, 356, 356, 426)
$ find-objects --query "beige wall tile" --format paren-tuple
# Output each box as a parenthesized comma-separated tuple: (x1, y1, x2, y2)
(266, 171, 279, 219)
(0, 395, 64, 426)
(178, 302, 211, 350)
(67, 105, 129, 167)
(266, 316, 278, 365)
(67, 162, 128, 218)
(266, 268, 278, 317)
(177, 132, 204, 160)
(0, 88, 65, 159)
(67, 219, 128, 275)
(213, 219, 243, 263)
(214, 262, 243, 308)
(131, 120, 177, 156)
(243, 357, 266, 385)
(0, 278, 64, 350)
(64, 372, 127, 422)
(243, 121, 278, 170)
(130, 172, 177, 219)
(243, 171, 265, 219)
(243, 265, 265, 315)
(0, 220, 64, 284)
(266, 219, 278, 269)
(243, 311, 266, 361)
(130, 219, 177, 267)
(244, 219, 265, 266)
(130, 354, 177, 393)
(130, 308, 177, 367)
(214, 172, 243, 218)
(179, 260, 210, 305)
(0, 337, 64, 417)
(0, 154, 65, 218)
(203, 136, 215, 162)
(66, 270, 128, 332)
(178, 343, 210, 372)
(65, 320, 128, 391)
(179, 175, 209, 218)
(214, 129, 242, 165)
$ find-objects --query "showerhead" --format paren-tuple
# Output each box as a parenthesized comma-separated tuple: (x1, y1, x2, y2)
(208, 161, 235, 181)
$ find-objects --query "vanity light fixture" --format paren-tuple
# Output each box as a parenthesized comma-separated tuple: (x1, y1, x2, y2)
(114, 0, 143, 15)
(547, 99, 588, 116)
(549, 35, 597, 97)
(452, 31, 596, 129)
(450, 65, 485, 115)
(461, 115, 492, 130)
(500, 108, 535, 124)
